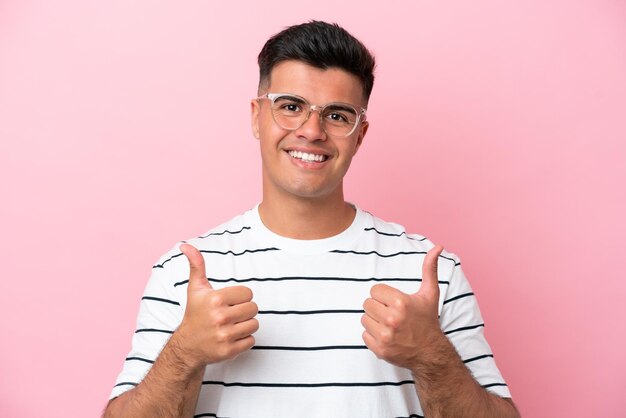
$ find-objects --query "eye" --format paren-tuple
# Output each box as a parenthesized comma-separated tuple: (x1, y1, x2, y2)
(327, 112, 349, 123)
(282, 103, 301, 112)
(324, 105, 357, 125)
(273, 96, 306, 115)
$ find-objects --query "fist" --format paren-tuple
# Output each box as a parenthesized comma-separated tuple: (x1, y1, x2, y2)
(176, 243, 259, 366)
(361, 245, 444, 370)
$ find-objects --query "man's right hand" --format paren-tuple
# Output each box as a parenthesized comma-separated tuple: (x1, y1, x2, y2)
(176, 243, 259, 367)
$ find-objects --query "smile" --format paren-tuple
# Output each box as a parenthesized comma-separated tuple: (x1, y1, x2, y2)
(287, 150, 329, 163)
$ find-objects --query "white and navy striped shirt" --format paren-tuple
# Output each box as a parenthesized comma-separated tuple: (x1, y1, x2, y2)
(111, 204, 511, 417)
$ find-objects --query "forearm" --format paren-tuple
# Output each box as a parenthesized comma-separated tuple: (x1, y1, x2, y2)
(103, 331, 205, 418)
(411, 332, 520, 418)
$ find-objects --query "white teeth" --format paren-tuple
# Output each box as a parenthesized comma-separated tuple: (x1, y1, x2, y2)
(288, 150, 327, 162)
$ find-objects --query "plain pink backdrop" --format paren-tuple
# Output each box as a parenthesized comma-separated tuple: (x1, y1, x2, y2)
(1, 1, 624, 417)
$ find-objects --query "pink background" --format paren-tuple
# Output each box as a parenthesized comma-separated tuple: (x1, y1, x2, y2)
(1, 1, 624, 417)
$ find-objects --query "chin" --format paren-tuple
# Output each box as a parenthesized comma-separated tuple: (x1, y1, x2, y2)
(286, 182, 342, 201)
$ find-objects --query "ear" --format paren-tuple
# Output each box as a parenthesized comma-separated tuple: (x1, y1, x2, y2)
(353, 120, 369, 155)
(250, 99, 261, 140)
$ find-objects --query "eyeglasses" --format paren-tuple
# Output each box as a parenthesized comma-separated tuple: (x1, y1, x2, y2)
(256, 93, 367, 137)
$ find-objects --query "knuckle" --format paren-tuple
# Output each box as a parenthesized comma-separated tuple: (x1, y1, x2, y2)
(213, 311, 228, 326)
(209, 293, 225, 307)
(380, 329, 393, 344)
(215, 329, 230, 343)
(392, 297, 408, 312)
(386, 314, 400, 329)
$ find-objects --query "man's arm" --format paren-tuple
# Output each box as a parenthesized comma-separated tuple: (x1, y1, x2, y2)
(362, 245, 520, 418)
(103, 244, 259, 418)
(409, 328, 519, 417)
(103, 331, 204, 418)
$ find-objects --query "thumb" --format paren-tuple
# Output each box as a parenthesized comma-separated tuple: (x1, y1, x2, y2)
(417, 244, 444, 298)
(180, 243, 212, 290)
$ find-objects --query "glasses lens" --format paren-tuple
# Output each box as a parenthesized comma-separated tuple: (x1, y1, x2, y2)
(271, 95, 308, 130)
(321, 104, 358, 136)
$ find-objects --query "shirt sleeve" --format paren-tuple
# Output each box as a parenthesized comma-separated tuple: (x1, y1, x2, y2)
(109, 251, 185, 399)
(439, 261, 512, 398)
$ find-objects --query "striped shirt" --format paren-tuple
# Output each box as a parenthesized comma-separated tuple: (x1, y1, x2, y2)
(111, 204, 510, 417)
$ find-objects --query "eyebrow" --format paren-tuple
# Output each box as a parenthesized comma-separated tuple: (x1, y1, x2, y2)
(275, 94, 307, 104)
(325, 103, 358, 114)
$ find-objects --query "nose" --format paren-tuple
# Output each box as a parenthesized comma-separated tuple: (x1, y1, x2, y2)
(295, 108, 327, 142)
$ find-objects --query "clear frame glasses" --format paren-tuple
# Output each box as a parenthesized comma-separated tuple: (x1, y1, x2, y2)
(256, 93, 367, 137)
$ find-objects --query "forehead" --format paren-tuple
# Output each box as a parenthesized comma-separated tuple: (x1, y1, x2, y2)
(266, 60, 365, 106)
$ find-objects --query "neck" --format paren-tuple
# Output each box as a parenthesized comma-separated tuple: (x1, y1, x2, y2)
(258, 193, 356, 240)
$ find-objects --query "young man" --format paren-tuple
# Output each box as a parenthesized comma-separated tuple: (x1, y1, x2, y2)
(104, 21, 520, 417)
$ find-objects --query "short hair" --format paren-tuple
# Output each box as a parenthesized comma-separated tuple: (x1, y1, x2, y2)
(257, 21, 376, 102)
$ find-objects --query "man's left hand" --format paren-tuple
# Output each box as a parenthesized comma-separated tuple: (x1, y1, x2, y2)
(361, 245, 444, 370)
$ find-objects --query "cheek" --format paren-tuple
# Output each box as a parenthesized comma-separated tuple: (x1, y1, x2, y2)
(258, 131, 286, 164)
(259, 114, 286, 142)
(340, 140, 360, 159)
(261, 107, 279, 129)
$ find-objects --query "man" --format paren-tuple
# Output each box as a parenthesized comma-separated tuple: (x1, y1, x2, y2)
(104, 21, 520, 417)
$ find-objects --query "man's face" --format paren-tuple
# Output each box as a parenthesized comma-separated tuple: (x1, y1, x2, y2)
(251, 60, 369, 203)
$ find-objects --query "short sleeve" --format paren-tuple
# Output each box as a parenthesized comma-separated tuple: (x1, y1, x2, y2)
(439, 262, 512, 398)
(109, 251, 185, 399)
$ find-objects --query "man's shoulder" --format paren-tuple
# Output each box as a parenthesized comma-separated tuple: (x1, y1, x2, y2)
(360, 207, 429, 245)
(152, 207, 256, 269)
(359, 207, 460, 265)
(187, 208, 253, 245)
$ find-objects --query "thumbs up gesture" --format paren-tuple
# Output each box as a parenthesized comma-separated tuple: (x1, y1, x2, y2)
(361, 245, 444, 370)
(176, 243, 259, 367)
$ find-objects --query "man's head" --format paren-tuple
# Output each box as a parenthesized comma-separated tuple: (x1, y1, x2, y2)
(252, 22, 374, 206)
(257, 21, 376, 104)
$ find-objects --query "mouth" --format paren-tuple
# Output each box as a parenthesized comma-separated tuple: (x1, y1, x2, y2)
(286, 150, 330, 163)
